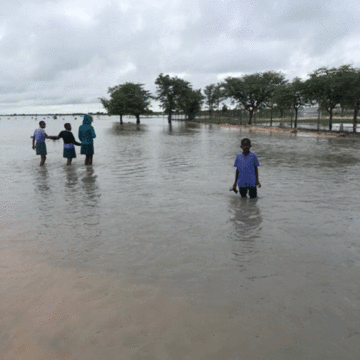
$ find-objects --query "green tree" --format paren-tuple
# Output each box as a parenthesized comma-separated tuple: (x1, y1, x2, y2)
(203, 84, 225, 118)
(273, 84, 291, 120)
(100, 83, 152, 124)
(155, 74, 190, 124)
(304, 66, 352, 130)
(274, 78, 306, 128)
(336, 66, 360, 133)
(100, 88, 127, 124)
(177, 87, 204, 120)
(224, 71, 283, 124)
(262, 71, 287, 126)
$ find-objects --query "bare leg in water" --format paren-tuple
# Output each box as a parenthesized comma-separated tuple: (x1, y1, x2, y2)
(40, 155, 46, 166)
(85, 155, 93, 165)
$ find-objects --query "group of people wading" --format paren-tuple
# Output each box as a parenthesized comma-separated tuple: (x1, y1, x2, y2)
(32, 114, 96, 166)
(32, 115, 262, 199)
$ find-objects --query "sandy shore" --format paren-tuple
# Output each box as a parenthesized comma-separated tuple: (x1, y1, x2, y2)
(0, 249, 275, 360)
(215, 123, 360, 139)
(1, 247, 359, 360)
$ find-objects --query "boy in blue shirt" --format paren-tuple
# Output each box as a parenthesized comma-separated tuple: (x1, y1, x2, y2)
(232, 138, 261, 198)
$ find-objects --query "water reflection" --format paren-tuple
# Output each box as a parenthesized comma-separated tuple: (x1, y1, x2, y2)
(2, 116, 360, 284)
(74, 167, 102, 260)
(65, 166, 79, 189)
(164, 121, 199, 136)
(81, 167, 100, 209)
(57, 166, 102, 260)
(63, 167, 80, 215)
(34, 168, 51, 212)
(108, 123, 146, 136)
(228, 196, 262, 270)
(31, 167, 56, 232)
(34, 167, 51, 193)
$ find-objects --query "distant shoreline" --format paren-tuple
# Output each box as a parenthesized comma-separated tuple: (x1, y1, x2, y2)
(191, 122, 360, 139)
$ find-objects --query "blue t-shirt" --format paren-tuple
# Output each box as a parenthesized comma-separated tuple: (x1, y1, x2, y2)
(33, 128, 46, 143)
(234, 152, 260, 187)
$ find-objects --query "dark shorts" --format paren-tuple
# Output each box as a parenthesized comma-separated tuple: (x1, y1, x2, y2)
(36, 142, 47, 155)
(63, 148, 76, 158)
(81, 144, 94, 155)
(239, 186, 257, 198)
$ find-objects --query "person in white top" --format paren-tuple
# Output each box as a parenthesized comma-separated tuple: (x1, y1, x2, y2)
(32, 121, 53, 166)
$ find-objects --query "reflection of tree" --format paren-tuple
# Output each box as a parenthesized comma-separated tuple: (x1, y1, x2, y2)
(228, 197, 262, 271)
(163, 121, 199, 136)
(108, 122, 146, 136)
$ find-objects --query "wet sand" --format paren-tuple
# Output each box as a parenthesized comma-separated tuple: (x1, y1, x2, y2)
(1, 248, 271, 360)
(1, 248, 359, 360)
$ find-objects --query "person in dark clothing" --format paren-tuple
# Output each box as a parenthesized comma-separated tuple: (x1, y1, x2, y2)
(78, 114, 96, 165)
(51, 123, 81, 165)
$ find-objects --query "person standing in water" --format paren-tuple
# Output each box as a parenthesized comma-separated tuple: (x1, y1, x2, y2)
(78, 114, 96, 165)
(232, 138, 261, 198)
(32, 121, 52, 166)
(51, 123, 81, 165)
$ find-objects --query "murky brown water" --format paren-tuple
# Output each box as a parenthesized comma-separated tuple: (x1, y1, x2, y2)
(1, 116, 360, 359)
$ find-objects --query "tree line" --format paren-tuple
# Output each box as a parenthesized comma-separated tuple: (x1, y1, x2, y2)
(100, 65, 360, 132)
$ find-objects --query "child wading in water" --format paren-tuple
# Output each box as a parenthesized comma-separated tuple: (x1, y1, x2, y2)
(32, 121, 52, 166)
(78, 114, 96, 165)
(51, 123, 81, 165)
(232, 138, 261, 198)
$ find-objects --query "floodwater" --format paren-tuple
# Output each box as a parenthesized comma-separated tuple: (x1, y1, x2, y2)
(258, 120, 360, 132)
(1, 115, 360, 359)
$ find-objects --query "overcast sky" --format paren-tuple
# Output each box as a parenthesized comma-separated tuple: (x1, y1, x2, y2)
(1, 0, 360, 114)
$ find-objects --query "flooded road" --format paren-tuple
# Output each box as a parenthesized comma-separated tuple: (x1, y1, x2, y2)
(1, 116, 359, 359)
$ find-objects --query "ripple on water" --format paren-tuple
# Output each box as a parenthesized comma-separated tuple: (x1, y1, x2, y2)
(0, 117, 359, 278)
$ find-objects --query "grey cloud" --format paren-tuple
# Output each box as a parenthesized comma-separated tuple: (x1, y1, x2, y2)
(1, 0, 360, 113)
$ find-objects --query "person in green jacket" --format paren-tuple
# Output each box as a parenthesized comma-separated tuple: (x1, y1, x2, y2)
(51, 123, 81, 165)
(78, 114, 96, 165)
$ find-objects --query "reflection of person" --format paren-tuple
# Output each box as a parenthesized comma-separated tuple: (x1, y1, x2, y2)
(232, 138, 261, 198)
(78, 114, 96, 165)
(229, 195, 262, 242)
(32, 121, 52, 166)
(51, 123, 81, 165)
(228, 196, 262, 269)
